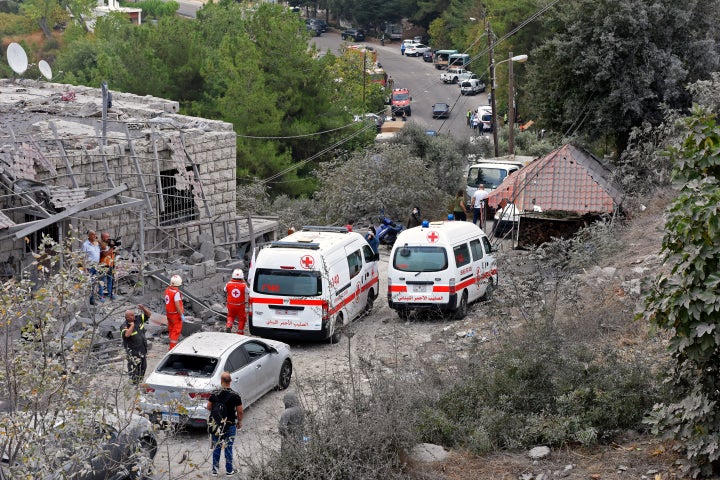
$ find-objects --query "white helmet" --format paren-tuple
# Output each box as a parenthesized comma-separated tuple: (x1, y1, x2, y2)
(232, 269, 244, 280)
(170, 274, 183, 286)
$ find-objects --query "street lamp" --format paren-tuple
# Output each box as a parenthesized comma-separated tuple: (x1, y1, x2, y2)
(493, 52, 528, 155)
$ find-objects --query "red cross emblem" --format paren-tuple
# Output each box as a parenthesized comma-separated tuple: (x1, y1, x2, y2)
(300, 255, 315, 269)
(427, 231, 440, 243)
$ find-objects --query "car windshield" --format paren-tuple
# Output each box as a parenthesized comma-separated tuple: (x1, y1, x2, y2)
(254, 268, 322, 296)
(393, 93, 409, 101)
(467, 167, 509, 189)
(393, 246, 448, 272)
(157, 354, 218, 377)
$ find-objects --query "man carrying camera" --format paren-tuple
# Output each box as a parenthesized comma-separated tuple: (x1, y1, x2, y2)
(121, 304, 151, 385)
(100, 232, 118, 300)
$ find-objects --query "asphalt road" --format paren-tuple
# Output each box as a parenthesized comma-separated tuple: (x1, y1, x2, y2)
(311, 33, 491, 138)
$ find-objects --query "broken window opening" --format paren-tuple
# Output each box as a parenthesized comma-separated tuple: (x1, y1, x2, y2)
(159, 168, 199, 226)
(24, 214, 59, 253)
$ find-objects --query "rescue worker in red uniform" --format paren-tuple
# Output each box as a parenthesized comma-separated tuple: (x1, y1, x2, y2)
(165, 274, 185, 350)
(224, 269, 248, 334)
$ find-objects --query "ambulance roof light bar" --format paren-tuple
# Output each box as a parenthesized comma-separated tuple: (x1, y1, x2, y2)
(301, 226, 350, 233)
(270, 241, 321, 250)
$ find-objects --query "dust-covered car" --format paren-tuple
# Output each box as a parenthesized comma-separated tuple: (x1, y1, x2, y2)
(139, 332, 292, 429)
(341, 28, 365, 41)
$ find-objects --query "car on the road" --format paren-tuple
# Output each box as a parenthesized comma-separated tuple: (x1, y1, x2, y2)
(140, 332, 292, 429)
(423, 50, 434, 62)
(307, 17, 327, 32)
(306, 18, 323, 36)
(405, 44, 431, 57)
(432, 103, 450, 119)
(390, 88, 412, 116)
(441, 67, 474, 84)
(0, 403, 157, 480)
(460, 78, 486, 95)
(341, 28, 365, 41)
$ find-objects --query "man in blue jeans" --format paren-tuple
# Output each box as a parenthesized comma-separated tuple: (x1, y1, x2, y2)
(206, 371, 243, 476)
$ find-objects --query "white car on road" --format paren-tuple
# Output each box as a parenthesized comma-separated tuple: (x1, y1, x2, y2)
(140, 332, 292, 429)
(405, 44, 431, 57)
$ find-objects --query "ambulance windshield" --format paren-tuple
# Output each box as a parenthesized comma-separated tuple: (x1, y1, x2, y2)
(254, 268, 322, 296)
(392, 246, 448, 272)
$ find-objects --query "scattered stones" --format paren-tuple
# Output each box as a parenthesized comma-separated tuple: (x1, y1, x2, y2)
(189, 251, 204, 264)
(528, 446, 551, 459)
(408, 443, 448, 463)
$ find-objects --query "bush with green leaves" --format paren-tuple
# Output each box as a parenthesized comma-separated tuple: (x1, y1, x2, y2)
(415, 323, 663, 453)
(642, 106, 720, 478)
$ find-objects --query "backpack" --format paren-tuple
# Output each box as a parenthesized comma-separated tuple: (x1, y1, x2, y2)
(208, 390, 230, 435)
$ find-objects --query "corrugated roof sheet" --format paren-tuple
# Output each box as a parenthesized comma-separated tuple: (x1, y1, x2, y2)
(488, 144, 624, 214)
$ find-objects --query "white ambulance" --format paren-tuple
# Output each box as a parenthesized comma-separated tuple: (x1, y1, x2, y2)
(249, 226, 380, 342)
(387, 220, 497, 319)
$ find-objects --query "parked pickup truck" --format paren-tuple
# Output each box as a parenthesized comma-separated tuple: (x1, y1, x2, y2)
(460, 78, 486, 95)
(441, 67, 473, 84)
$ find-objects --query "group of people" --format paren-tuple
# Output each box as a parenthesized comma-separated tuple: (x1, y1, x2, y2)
(452, 185, 489, 228)
(81, 230, 117, 305)
(466, 110, 487, 135)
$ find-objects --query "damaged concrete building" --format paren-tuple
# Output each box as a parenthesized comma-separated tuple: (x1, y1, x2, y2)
(0, 78, 278, 293)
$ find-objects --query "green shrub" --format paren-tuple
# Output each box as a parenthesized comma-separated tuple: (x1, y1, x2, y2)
(0, 12, 33, 35)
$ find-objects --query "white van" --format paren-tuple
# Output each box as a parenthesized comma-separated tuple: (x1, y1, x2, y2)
(387, 221, 497, 319)
(249, 226, 379, 343)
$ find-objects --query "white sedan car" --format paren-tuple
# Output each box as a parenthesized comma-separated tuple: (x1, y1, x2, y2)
(405, 44, 431, 57)
(140, 332, 292, 428)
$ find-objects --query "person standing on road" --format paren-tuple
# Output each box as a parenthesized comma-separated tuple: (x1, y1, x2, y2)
(471, 184, 489, 229)
(224, 269, 248, 334)
(164, 275, 185, 350)
(278, 391, 306, 455)
(99, 232, 116, 300)
(207, 371, 243, 477)
(82, 230, 103, 305)
(453, 190, 468, 222)
(407, 207, 422, 229)
(121, 304, 151, 385)
(466, 110, 472, 127)
(364, 226, 380, 255)
(400, 42, 406, 56)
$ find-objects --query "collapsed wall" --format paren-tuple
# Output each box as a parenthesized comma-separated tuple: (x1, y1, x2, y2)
(0, 79, 276, 279)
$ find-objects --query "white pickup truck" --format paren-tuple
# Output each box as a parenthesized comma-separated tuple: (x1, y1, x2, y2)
(440, 67, 474, 84)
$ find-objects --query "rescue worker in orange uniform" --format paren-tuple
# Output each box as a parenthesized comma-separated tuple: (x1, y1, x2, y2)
(165, 275, 185, 349)
(224, 269, 248, 334)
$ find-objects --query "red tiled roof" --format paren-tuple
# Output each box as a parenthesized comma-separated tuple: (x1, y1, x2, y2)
(488, 144, 623, 214)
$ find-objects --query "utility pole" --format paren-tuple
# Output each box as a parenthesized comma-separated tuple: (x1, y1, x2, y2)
(362, 50, 366, 108)
(508, 51, 515, 155)
(487, 22, 499, 157)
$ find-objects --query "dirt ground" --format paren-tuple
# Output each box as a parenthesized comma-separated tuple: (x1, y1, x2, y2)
(109, 191, 680, 479)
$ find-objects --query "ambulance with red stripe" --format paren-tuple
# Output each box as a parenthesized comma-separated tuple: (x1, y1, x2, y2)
(387, 220, 497, 319)
(248, 226, 380, 342)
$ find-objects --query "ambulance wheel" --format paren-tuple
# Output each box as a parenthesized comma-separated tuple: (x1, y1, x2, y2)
(481, 278, 495, 302)
(363, 290, 375, 315)
(330, 315, 343, 344)
(453, 292, 468, 320)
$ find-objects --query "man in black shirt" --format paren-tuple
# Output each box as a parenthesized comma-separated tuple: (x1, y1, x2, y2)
(121, 304, 151, 385)
(207, 371, 243, 476)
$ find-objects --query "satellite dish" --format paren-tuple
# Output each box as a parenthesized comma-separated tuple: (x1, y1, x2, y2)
(7, 43, 28, 75)
(38, 60, 52, 80)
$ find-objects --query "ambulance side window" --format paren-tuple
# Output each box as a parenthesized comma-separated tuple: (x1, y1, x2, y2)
(362, 245, 375, 263)
(482, 236, 493, 255)
(453, 243, 471, 267)
(470, 239, 483, 261)
(347, 250, 362, 279)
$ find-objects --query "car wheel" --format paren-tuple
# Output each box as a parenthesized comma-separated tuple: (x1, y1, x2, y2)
(276, 359, 292, 390)
(329, 314, 343, 344)
(363, 289, 375, 316)
(482, 278, 495, 302)
(452, 77, 458, 84)
(453, 292, 468, 320)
